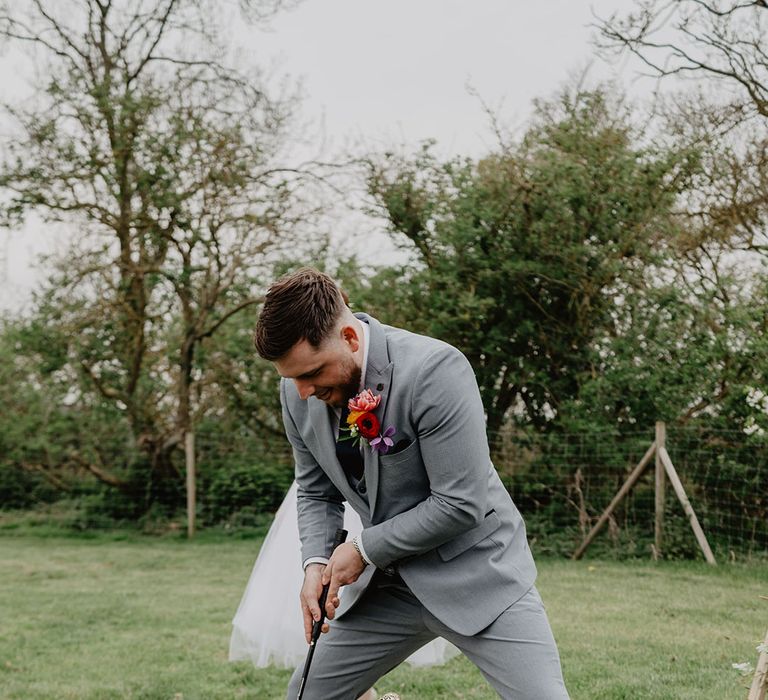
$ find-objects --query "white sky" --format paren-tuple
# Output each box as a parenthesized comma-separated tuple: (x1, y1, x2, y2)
(0, 0, 649, 314)
(251, 0, 643, 156)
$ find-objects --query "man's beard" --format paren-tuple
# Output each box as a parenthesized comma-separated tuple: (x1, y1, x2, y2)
(335, 362, 362, 407)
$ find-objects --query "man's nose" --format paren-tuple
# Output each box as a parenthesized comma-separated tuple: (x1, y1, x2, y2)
(294, 379, 315, 400)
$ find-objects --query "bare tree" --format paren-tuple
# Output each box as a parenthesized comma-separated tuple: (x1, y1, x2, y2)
(0, 1, 307, 498)
(597, 2, 768, 251)
(596, 0, 768, 118)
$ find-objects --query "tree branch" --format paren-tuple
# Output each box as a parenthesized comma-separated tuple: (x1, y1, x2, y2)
(67, 450, 129, 489)
(196, 297, 261, 341)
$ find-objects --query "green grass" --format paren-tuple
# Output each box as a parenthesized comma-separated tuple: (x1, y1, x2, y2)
(0, 533, 764, 699)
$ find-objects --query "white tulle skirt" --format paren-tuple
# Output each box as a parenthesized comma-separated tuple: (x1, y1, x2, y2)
(229, 481, 459, 669)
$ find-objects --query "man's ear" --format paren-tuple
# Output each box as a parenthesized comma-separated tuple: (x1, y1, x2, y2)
(340, 324, 360, 353)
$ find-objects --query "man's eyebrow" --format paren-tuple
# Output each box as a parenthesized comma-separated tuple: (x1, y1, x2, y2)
(296, 365, 323, 380)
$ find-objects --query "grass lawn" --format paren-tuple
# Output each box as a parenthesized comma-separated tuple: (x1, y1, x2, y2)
(0, 532, 764, 699)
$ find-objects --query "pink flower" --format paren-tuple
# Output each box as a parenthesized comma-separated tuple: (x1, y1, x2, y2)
(348, 388, 381, 413)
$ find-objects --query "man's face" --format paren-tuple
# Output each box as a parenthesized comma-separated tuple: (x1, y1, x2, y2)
(274, 324, 362, 407)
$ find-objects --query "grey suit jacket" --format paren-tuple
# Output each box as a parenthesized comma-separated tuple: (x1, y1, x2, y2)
(280, 313, 536, 636)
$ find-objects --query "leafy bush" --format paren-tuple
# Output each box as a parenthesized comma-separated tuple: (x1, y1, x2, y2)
(0, 465, 59, 510)
(202, 462, 293, 524)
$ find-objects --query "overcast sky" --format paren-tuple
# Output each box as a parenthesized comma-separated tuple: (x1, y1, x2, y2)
(0, 0, 648, 314)
(251, 0, 643, 156)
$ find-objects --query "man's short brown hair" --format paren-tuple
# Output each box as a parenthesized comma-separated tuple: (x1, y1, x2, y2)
(253, 267, 347, 360)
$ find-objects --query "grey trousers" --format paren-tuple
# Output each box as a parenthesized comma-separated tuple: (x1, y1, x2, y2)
(286, 572, 569, 700)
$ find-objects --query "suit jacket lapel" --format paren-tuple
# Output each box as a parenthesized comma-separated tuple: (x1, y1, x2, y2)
(356, 313, 393, 521)
(308, 396, 370, 516)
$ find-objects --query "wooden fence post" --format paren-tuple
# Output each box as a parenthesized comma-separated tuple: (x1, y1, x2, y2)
(185, 431, 196, 539)
(655, 421, 666, 558)
(748, 624, 768, 700)
(572, 422, 719, 563)
(657, 446, 716, 565)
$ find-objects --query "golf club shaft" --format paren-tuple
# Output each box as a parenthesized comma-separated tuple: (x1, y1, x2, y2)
(296, 527, 348, 700)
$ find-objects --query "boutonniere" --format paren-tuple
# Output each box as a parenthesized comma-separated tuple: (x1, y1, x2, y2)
(342, 388, 396, 454)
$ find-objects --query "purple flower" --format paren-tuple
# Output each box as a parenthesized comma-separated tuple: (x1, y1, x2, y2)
(370, 425, 396, 454)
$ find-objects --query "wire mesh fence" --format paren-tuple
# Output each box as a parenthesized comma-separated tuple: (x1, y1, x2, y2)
(186, 421, 768, 561)
(489, 425, 768, 561)
(664, 427, 767, 561)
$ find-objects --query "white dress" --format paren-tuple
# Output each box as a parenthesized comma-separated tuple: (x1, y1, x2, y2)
(229, 481, 459, 668)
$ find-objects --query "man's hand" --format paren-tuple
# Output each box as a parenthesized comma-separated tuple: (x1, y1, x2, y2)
(321, 542, 366, 619)
(300, 563, 329, 643)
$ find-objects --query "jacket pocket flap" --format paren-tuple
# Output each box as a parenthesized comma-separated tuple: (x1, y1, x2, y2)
(437, 510, 501, 561)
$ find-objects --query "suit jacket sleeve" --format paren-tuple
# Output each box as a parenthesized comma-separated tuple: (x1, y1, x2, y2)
(360, 344, 491, 569)
(280, 378, 345, 564)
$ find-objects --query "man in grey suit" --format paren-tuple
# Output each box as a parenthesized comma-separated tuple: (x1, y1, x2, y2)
(254, 268, 569, 699)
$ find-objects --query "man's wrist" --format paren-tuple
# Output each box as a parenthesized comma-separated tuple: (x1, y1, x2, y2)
(303, 557, 329, 571)
(352, 535, 371, 566)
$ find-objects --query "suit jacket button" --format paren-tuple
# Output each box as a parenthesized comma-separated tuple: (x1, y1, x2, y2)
(376, 383, 384, 391)
(358, 483, 367, 494)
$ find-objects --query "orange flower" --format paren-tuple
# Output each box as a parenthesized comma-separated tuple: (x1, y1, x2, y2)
(347, 410, 364, 426)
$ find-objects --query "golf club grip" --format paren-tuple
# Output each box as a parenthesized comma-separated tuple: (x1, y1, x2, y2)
(311, 528, 348, 641)
(331, 527, 348, 551)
